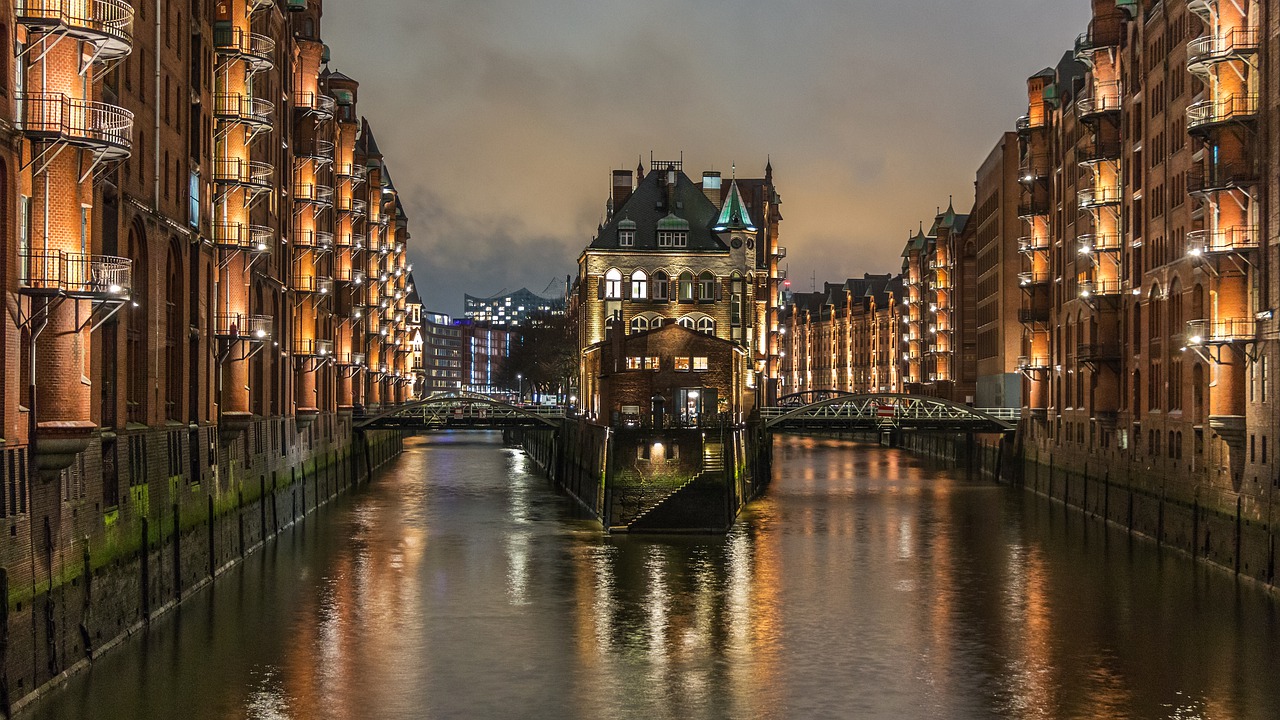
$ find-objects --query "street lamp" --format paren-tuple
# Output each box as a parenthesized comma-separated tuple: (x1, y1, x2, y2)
(516, 373, 522, 404)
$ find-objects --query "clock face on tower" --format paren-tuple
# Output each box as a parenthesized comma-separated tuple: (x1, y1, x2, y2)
(731, 238, 743, 249)
(746, 239, 755, 250)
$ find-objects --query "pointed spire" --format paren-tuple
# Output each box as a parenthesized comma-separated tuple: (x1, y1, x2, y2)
(636, 157, 644, 184)
(713, 179, 757, 232)
(765, 156, 773, 182)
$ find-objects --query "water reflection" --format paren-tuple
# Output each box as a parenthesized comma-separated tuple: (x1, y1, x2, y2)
(23, 433, 1280, 720)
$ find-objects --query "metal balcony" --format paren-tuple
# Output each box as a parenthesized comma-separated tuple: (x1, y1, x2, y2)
(336, 162, 368, 183)
(1074, 20, 1121, 64)
(213, 27, 275, 73)
(16, 0, 134, 61)
(1077, 342, 1121, 364)
(337, 196, 369, 217)
(214, 158, 273, 191)
(1019, 154, 1050, 184)
(1079, 139, 1122, 166)
(296, 139, 335, 163)
(1187, 162, 1256, 196)
(1187, 94, 1258, 134)
(294, 275, 334, 296)
(1185, 318, 1256, 346)
(1018, 307, 1050, 324)
(335, 232, 363, 250)
(293, 229, 334, 251)
(337, 352, 366, 368)
(294, 91, 336, 119)
(17, 93, 133, 161)
(1078, 233, 1122, 255)
(1018, 197, 1051, 219)
(19, 251, 131, 299)
(293, 337, 334, 358)
(213, 222, 273, 253)
(1017, 236, 1048, 254)
(213, 93, 274, 130)
(1017, 355, 1051, 372)
(214, 314, 272, 341)
(1077, 83, 1122, 120)
(336, 268, 366, 285)
(1018, 271, 1050, 288)
(1188, 29, 1259, 75)
(1016, 114, 1045, 135)
(1187, 226, 1259, 257)
(295, 182, 334, 207)
(1079, 279, 1122, 299)
(1078, 185, 1123, 209)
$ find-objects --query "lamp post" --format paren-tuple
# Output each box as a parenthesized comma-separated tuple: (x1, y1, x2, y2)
(516, 373, 522, 404)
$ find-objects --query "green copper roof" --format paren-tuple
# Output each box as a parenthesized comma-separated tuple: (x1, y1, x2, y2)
(657, 213, 690, 231)
(618, 217, 637, 231)
(713, 180, 757, 232)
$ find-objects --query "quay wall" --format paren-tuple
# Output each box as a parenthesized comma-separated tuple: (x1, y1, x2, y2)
(894, 430, 1277, 589)
(1, 416, 403, 716)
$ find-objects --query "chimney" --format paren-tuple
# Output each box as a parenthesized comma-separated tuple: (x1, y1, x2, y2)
(702, 171, 723, 207)
(613, 170, 634, 211)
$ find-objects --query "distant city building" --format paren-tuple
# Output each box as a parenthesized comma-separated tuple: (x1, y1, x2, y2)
(464, 287, 566, 327)
(421, 312, 465, 393)
(453, 320, 513, 395)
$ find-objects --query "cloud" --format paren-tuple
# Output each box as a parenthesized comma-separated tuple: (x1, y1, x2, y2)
(323, 0, 1092, 313)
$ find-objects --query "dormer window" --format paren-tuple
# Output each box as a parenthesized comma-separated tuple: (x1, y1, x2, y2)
(619, 230, 635, 247)
(657, 213, 689, 249)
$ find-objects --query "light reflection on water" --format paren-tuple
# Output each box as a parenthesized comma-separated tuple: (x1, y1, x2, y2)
(22, 433, 1280, 720)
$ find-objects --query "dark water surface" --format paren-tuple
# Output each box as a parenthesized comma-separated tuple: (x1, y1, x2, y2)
(25, 433, 1280, 719)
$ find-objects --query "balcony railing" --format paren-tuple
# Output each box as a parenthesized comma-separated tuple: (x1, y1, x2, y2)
(336, 162, 368, 182)
(1018, 271, 1050, 288)
(1078, 185, 1123, 209)
(293, 338, 334, 358)
(1075, 19, 1122, 63)
(1017, 197, 1051, 218)
(213, 222, 273, 253)
(1077, 82, 1122, 119)
(17, 93, 134, 160)
(1187, 162, 1256, 195)
(1017, 355, 1051, 371)
(1015, 114, 1045, 134)
(1018, 307, 1050, 324)
(294, 91, 337, 119)
(296, 139, 335, 162)
(336, 267, 366, 285)
(1079, 279, 1123, 299)
(214, 314, 272, 341)
(335, 232, 363, 250)
(1018, 236, 1048, 254)
(1077, 342, 1121, 363)
(1079, 139, 1122, 165)
(337, 352, 366, 368)
(16, 0, 134, 60)
(213, 26, 275, 72)
(293, 229, 334, 251)
(293, 275, 334, 296)
(1078, 233, 1122, 255)
(1187, 94, 1259, 133)
(1185, 318, 1256, 346)
(337, 196, 369, 216)
(1019, 154, 1051, 184)
(294, 182, 334, 207)
(214, 158, 273, 190)
(1188, 29, 1260, 75)
(1187, 226, 1260, 257)
(213, 93, 274, 129)
(19, 251, 131, 299)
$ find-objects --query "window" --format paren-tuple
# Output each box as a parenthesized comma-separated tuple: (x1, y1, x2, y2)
(693, 357, 709, 371)
(674, 232, 687, 248)
(697, 317, 716, 335)
(678, 316, 695, 330)
(631, 270, 648, 299)
(674, 357, 691, 372)
(645, 356, 660, 370)
(679, 272, 695, 302)
(626, 357, 644, 370)
(619, 230, 634, 247)
(654, 271, 669, 300)
(699, 271, 716, 300)
(18, 196, 30, 283)
(604, 269, 622, 299)
(630, 316, 649, 334)
(659, 231, 673, 248)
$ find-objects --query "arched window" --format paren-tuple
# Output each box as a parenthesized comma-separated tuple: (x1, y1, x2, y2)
(650, 316, 663, 329)
(699, 271, 716, 301)
(1169, 278, 1183, 340)
(678, 316, 695, 330)
(697, 317, 716, 335)
(630, 316, 649, 334)
(631, 269, 648, 299)
(604, 269, 622, 299)
(678, 271, 695, 302)
(126, 223, 149, 425)
(653, 271, 669, 301)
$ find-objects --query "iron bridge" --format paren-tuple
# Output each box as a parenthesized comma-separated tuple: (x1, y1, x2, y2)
(760, 393, 1018, 434)
(354, 392, 564, 430)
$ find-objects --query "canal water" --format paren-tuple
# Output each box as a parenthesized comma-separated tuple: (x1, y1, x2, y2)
(24, 433, 1280, 720)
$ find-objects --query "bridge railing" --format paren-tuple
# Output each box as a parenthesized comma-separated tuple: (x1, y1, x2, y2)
(759, 406, 1020, 420)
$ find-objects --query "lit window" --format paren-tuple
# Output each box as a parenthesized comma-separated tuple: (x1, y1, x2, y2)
(626, 357, 644, 370)
(605, 269, 623, 299)
(679, 272, 695, 302)
(631, 270, 648, 299)
(645, 356, 660, 370)
(674, 357, 691, 372)
(693, 357, 709, 371)
(699, 271, 716, 300)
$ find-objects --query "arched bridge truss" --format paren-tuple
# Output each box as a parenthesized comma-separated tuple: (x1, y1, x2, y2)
(761, 394, 1017, 434)
(775, 389, 855, 408)
(355, 392, 564, 430)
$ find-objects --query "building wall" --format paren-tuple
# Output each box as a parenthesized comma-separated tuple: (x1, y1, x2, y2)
(975, 132, 1023, 408)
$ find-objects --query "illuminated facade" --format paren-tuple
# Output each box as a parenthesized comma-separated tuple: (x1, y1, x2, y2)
(464, 287, 565, 327)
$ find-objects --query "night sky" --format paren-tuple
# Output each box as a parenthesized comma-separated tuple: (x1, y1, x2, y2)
(321, 0, 1091, 316)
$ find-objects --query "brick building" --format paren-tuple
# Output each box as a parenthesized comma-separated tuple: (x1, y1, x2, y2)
(778, 274, 903, 397)
(0, 0, 418, 702)
(576, 159, 785, 421)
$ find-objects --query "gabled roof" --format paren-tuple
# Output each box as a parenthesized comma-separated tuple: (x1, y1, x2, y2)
(590, 168, 729, 253)
(713, 180, 757, 232)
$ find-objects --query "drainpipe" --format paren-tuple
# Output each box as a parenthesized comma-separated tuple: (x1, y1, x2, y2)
(154, 0, 162, 210)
